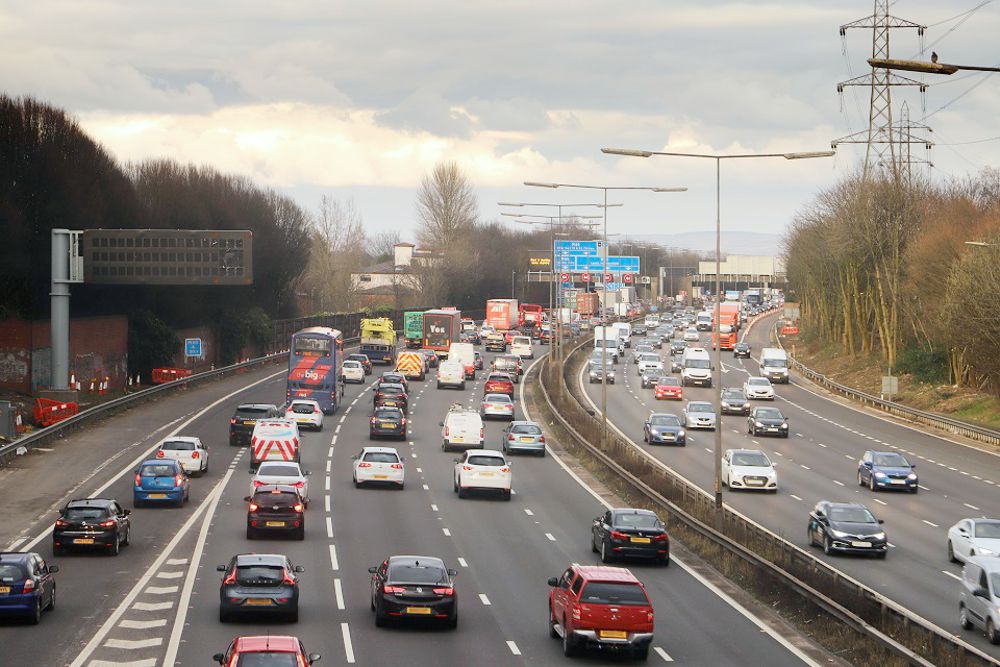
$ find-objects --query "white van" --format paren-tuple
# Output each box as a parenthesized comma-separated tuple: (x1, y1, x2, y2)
(759, 347, 789, 384)
(437, 360, 466, 390)
(441, 406, 485, 452)
(510, 335, 533, 359)
(681, 347, 713, 387)
(696, 312, 713, 331)
(593, 326, 622, 359)
(448, 342, 477, 379)
(611, 322, 632, 348)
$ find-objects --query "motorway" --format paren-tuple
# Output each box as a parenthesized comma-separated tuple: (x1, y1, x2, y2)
(579, 311, 1000, 659)
(0, 343, 832, 666)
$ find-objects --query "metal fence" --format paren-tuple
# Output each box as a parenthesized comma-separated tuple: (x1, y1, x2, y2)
(536, 335, 998, 667)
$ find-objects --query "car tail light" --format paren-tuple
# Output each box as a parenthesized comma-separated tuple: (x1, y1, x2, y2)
(370, 417, 376, 425)
(174, 474, 184, 487)
(293, 502, 304, 512)
(433, 587, 454, 595)
(230, 417, 237, 425)
(253, 480, 266, 486)
(248, 502, 259, 512)
(507, 434, 515, 440)
(223, 570, 237, 585)
(653, 533, 669, 541)
(23, 578, 35, 593)
(539, 435, 545, 443)
(500, 467, 510, 473)
(384, 585, 406, 594)
(55, 519, 69, 527)
(401, 418, 407, 425)
(358, 462, 372, 468)
(134, 473, 142, 486)
(390, 463, 403, 470)
(292, 481, 305, 488)
(647, 610, 655, 622)
(191, 451, 200, 459)
(479, 428, 485, 439)
(462, 465, 473, 471)
(99, 519, 116, 528)
(610, 530, 628, 540)
(156, 450, 165, 458)
(444, 427, 450, 437)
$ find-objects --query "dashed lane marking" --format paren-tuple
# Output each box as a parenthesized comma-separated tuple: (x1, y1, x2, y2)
(655, 647, 675, 662)
(341, 622, 356, 664)
(329, 545, 339, 571)
(943, 570, 962, 581)
(524, 509, 534, 516)
(132, 601, 172, 612)
(458, 557, 468, 567)
(88, 660, 157, 667)
(334, 578, 345, 610)
(922, 519, 940, 528)
(873, 499, 887, 506)
(789, 494, 803, 501)
(833, 480, 845, 487)
(545, 532, 556, 541)
(144, 586, 177, 595)
(506, 641, 521, 656)
(431, 504, 439, 512)
(103, 638, 163, 650)
(325, 495, 331, 512)
(443, 528, 451, 537)
(479, 593, 491, 605)
(154, 571, 183, 580)
(326, 517, 334, 538)
(965, 503, 981, 511)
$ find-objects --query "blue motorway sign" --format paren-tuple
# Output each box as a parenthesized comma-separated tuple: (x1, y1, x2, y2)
(184, 338, 203, 357)
(568, 255, 640, 272)
(553, 240, 604, 271)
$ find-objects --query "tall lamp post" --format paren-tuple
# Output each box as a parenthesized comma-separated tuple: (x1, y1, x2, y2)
(525, 181, 687, 450)
(602, 146, 835, 509)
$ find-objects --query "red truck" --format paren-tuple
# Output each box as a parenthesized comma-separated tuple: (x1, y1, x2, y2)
(548, 564, 654, 659)
(486, 298, 519, 330)
(519, 303, 544, 328)
(422, 309, 462, 357)
(711, 302, 740, 350)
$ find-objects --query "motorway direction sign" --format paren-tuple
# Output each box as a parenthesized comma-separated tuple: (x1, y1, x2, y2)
(185, 338, 203, 357)
(568, 255, 640, 272)
(82, 229, 253, 285)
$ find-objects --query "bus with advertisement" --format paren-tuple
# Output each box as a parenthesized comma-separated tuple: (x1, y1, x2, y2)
(287, 326, 344, 414)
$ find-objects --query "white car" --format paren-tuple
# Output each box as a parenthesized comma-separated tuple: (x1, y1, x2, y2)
(722, 449, 777, 492)
(352, 446, 405, 488)
(453, 449, 512, 500)
(437, 360, 466, 389)
(342, 360, 366, 384)
(948, 518, 1000, 563)
(156, 436, 209, 475)
(683, 327, 700, 341)
(251, 461, 310, 504)
(511, 336, 533, 359)
(636, 353, 664, 375)
(631, 345, 654, 364)
(285, 399, 324, 430)
(743, 376, 775, 400)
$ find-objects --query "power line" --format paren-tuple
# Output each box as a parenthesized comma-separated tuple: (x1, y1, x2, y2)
(926, 0, 992, 28)
(922, 69, 998, 121)
(938, 135, 1000, 146)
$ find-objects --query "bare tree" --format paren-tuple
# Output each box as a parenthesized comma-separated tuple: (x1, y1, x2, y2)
(298, 196, 367, 313)
(416, 161, 479, 249)
(368, 230, 401, 263)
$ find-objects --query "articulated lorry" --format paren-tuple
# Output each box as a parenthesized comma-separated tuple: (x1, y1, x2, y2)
(403, 311, 424, 348)
(422, 309, 462, 358)
(360, 318, 397, 365)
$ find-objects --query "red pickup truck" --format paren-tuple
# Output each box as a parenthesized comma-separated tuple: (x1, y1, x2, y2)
(548, 564, 654, 659)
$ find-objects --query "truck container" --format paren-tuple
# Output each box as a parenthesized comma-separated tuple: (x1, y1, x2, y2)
(403, 311, 424, 348)
(711, 303, 740, 351)
(486, 298, 519, 331)
(360, 318, 397, 365)
(422, 309, 463, 357)
(576, 292, 599, 316)
(614, 302, 629, 317)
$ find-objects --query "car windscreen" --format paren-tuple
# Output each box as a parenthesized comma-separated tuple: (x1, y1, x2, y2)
(756, 408, 783, 420)
(257, 464, 300, 477)
(252, 491, 299, 507)
(140, 464, 176, 476)
(236, 654, 300, 667)
(649, 415, 680, 426)
(685, 359, 710, 369)
(64, 506, 109, 520)
(828, 507, 876, 524)
(511, 424, 542, 435)
(732, 453, 771, 467)
(362, 452, 400, 463)
(657, 378, 679, 386)
(614, 513, 661, 529)
(344, 361, 361, 369)
(235, 564, 285, 585)
(872, 453, 910, 467)
(484, 394, 510, 403)
(235, 408, 269, 419)
(722, 391, 745, 400)
(747, 378, 769, 386)
(579, 582, 649, 606)
(0, 564, 25, 582)
(467, 456, 506, 467)
(290, 404, 315, 414)
(688, 403, 713, 413)
(975, 522, 1000, 538)
(160, 440, 196, 450)
(374, 409, 402, 420)
(388, 563, 448, 584)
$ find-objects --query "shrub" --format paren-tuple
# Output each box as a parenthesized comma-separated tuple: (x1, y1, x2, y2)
(895, 345, 949, 384)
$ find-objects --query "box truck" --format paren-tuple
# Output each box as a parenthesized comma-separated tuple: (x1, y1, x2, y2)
(422, 309, 462, 358)
(486, 298, 519, 331)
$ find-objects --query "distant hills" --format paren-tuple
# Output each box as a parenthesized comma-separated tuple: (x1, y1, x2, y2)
(628, 231, 783, 257)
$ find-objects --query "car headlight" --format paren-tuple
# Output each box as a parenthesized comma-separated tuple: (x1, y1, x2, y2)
(830, 529, 849, 539)
(907, 473, 917, 480)
(755, 421, 763, 427)
(874, 471, 887, 478)
(677, 430, 685, 437)
(872, 532, 886, 541)
(649, 429, 658, 436)
(976, 547, 996, 556)
(780, 422, 788, 429)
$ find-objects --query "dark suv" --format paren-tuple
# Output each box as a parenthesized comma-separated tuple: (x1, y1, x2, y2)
(245, 485, 305, 540)
(53, 498, 131, 555)
(230, 404, 282, 446)
(218, 553, 304, 622)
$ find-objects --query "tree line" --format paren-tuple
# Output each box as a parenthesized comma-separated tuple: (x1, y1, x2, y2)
(785, 168, 1000, 393)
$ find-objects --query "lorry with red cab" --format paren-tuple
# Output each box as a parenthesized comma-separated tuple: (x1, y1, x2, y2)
(711, 302, 740, 350)
(422, 309, 462, 358)
(486, 298, 519, 331)
(519, 303, 544, 329)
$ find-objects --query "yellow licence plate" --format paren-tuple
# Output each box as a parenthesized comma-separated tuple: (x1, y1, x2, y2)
(73, 538, 95, 545)
(631, 537, 651, 544)
(379, 422, 395, 428)
(599, 630, 628, 639)
(373, 475, 388, 479)
(479, 472, 495, 477)
(406, 606, 432, 615)
(243, 420, 256, 425)
(265, 521, 286, 527)
(0, 586, 10, 594)
(147, 493, 167, 499)
(244, 598, 274, 606)
(519, 437, 534, 442)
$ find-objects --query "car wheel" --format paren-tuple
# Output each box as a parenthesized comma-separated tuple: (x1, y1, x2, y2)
(46, 585, 56, 610)
(287, 606, 299, 623)
(857, 471, 864, 486)
(989, 618, 1000, 645)
(823, 535, 833, 555)
(633, 645, 650, 661)
(661, 555, 670, 567)
(562, 623, 578, 656)
(910, 486, 918, 494)
(353, 475, 360, 488)
(591, 532, 599, 553)
(219, 606, 231, 623)
(110, 535, 120, 556)
(876, 551, 887, 559)
(295, 526, 305, 541)
(53, 543, 64, 557)
(960, 604, 973, 630)
(869, 475, 876, 492)
(549, 606, 560, 638)
(503, 490, 512, 501)
(643, 431, 648, 443)
(374, 599, 387, 627)
(538, 449, 545, 458)
(29, 597, 42, 624)
(948, 541, 958, 563)
(447, 608, 459, 629)
(600, 539, 612, 564)
(246, 527, 255, 540)
(458, 487, 467, 499)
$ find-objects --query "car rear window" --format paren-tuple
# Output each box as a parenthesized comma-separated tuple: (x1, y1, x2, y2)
(160, 440, 196, 450)
(236, 654, 300, 667)
(614, 513, 661, 530)
(363, 452, 400, 463)
(290, 403, 315, 414)
(252, 491, 299, 507)
(0, 564, 25, 581)
(468, 456, 505, 467)
(579, 582, 649, 606)
(375, 409, 401, 419)
(511, 425, 542, 435)
(257, 464, 300, 477)
(388, 563, 448, 584)
(236, 408, 269, 419)
(484, 394, 510, 403)
(141, 464, 176, 476)
(65, 507, 109, 520)
(236, 564, 285, 585)
(379, 386, 403, 395)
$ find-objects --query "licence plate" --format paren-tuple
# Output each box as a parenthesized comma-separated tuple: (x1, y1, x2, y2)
(406, 606, 432, 615)
(243, 420, 256, 425)
(73, 538, 95, 545)
(147, 493, 167, 499)
(479, 472, 495, 477)
(518, 437, 534, 443)
(452, 437, 464, 442)
(373, 475, 388, 479)
(379, 422, 395, 428)
(265, 521, 286, 527)
(747, 480, 764, 486)
(889, 479, 905, 485)
(599, 630, 628, 639)
(0, 586, 9, 594)
(630, 537, 651, 544)
(851, 541, 872, 548)
(244, 598, 274, 606)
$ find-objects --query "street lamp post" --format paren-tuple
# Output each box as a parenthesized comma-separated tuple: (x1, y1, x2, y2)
(525, 181, 687, 451)
(602, 146, 835, 510)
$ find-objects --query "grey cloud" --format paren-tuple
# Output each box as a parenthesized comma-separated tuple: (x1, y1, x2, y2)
(374, 90, 473, 137)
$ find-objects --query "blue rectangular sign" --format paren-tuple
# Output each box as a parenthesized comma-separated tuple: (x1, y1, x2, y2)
(184, 338, 203, 357)
(568, 256, 640, 272)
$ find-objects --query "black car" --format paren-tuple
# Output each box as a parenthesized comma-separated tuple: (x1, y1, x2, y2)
(420, 349, 439, 368)
(245, 485, 305, 540)
(379, 372, 409, 391)
(669, 341, 686, 355)
(0, 552, 58, 623)
(373, 383, 408, 413)
(370, 555, 458, 628)
(347, 353, 372, 375)
(748, 406, 789, 437)
(591, 508, 670, 565)
(720, 388, 751, 415)
(808, 501, 887, 558)
(632, 324, 647, 336)
(230, 403, 282, 446)
(370, 406, 407, 440)
(733, 342, 751, 358)
(53, 498, 131, 555)
(642, 413, 686, 446)
(669, 354, 684, 374)
(218, 553, 304, 622)
(645, 335, 663, 349)
(639, 368, 660, 389)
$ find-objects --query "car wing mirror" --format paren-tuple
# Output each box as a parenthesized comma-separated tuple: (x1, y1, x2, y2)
(877, 519, 885, 524)
(368, 566, 378, 574)
(213, 654, 226, 665)
(294, 565, 305, 573)
(547, 577, 559, 587)
(307, 653, 322, 664)
(305, 471, 312, 476)
(447, 568, 458, 576)
(910, 464, 916, 469)
(243, 496, 252, 502)
(47, 565, 59, 573)
(453, 458, 462, 463)
(123, 509, 131, 516)
(975, 587, 990, 599)
(439, 421, 445, 427)
(216, 565, 227, 572)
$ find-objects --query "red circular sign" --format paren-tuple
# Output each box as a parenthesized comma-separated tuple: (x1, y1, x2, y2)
(605, 273, 614, 283)
(623, 273, 633, 284)
(582, 273, 591, 283)
(560, 272, 570, 282)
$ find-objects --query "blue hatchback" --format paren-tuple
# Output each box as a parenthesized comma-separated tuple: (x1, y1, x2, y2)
(858, 450, 918, 493)
(0, 552, 58, 624)
(134, 459, 190, 507)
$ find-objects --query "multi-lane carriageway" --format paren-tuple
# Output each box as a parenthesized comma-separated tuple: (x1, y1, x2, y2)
(0, 343, 838, 666)
(581, 312, 1000, 660)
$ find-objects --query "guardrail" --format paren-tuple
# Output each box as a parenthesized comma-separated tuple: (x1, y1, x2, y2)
(771, 319, 1000, 447)
(537, 334, 998, 667)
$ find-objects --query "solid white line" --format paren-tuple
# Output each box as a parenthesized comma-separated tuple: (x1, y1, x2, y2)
(458, 557, 468, 567)
(922, 519, 940, 528)
(654, 646, 674, 662)
(118, 618, 167, 629)
(334, 578, 345, 610)
(545, 532, 556, 541)
(325, 495, 331, 512)
(506, 640, 521, 656)
(443, 528, 451, 536)
(341, 622, 356, 664)
(6, 537, 26, 551)
(326, 516, 334, 538)
(329, 544, 339, 570)
(88, 660, 157, 667)
(479, 593, 491, 605)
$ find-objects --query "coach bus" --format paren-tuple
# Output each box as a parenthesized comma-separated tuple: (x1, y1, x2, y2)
(287, 326, 343, 414)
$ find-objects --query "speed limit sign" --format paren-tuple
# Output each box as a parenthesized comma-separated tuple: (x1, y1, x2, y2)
(582, 273, 591, 283)
(623, 273, 633, 284)
(605, 273, 614, 283)
(560, 272, 570, 282)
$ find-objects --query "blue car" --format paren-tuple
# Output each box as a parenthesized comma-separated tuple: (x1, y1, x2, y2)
(0, 552, 58, 624)
(857, 450, 918, 493)
(134, 459, 190, 507)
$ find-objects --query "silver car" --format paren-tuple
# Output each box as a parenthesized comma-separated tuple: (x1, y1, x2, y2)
(681, 401, 717, 430)
(501, 420, 546, 456)
(588, 362, 616, 384)
(481, 393, 515, 420)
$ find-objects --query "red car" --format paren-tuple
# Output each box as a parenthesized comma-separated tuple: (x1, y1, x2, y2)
(548, 564, 654, 659)
(654, 377, 683, 400)
(213, 635, 321, 666)
(483, 373, 515, 397)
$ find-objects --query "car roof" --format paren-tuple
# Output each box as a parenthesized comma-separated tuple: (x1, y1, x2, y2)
(235, 553, 286, 566)
(388, 555, 447, 568)
(160, 436, 200, 444)
(140, 458, 181, 468)
(234, 636, 301, 652)
(969, 556, 1000, 572)
(464, 449, 505, 457)
(727, 448, 767, 456)
(0, 552, 34, 564)
(573, 564, 641, 583)
(823, 501, 868, 510)
(237, 403, 278, 410)
(66, 498, 116, 508)
(362, 446, 400, 454)
(252, 484, 301, 494)
(508, 420, 538, 427)
(289, 399, 320, 405)
(611, 507, 657, 517)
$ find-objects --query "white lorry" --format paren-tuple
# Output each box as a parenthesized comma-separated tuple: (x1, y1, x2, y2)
(592, 326, 622, 360)
(759, 347, 789, 384)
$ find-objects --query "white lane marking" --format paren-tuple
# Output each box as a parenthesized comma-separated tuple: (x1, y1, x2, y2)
(833, 480, 845, 487)
(443, 528, 451, 536)
(331, 435, 338, 445)
(458, 557, 468, 567)
(6, 537, 26, 551)
(327, 446, 334, 458)
(943, 570, 963, 581)
(326, 460, 332, 473)
(325, 476, 331, 491)
(524, 508, 534, 516)
(131, 601, 172, 612)
(416, 467, 423, 473)
(922, 519, 940, 528)
(789, 494, 803, 501)
(817, 443, 827, 448)
(965, 503, 981, 511)
(104, 637, 163, 650)
(335, 424, 342, 434)
(431, 504, 439, 512)
(334, 578, 345, 610)
(654, 646, 675, 662)
(545, 532, 557, 541)
(422, 484, 430, 490)
(329, 545, 339, 571)
(89, 660, 157, 667)
(919, 484, 930, 491)
(118, 619, 167, 630)
(325, 495, 331, 512)
(844, 454, 853, 460)
(799, 464, 810, 470)
(479, 593, 492, 605)
(704, 447, 711, 453)
(873, 499, 887, 506)
(341, 622, 356, 664)
(339, 415, 347, 424)
(326, 516, 334, 538)
(144, 586, 178, 595)
(506, 640, 521, 656)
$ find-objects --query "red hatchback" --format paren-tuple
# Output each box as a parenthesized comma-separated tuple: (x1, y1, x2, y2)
(213, 635, 321, 666)
(654, 376, 683, 400)
(548, 564, 654, 659)
(483, 373, 515, 398)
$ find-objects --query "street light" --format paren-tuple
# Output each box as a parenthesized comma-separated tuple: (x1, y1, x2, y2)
(602, 145, 834, 510)
(525, 181, 687, 452)
(965, 241, 998, 247)
(867, 57, 1000, 75)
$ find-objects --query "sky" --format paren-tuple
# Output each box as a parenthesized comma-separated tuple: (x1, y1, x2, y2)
(3, 0, 998, 244)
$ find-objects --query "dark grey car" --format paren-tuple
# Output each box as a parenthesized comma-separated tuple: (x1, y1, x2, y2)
(218, 553, 303, 622)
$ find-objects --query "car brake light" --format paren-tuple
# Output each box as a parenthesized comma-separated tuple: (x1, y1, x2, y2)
(653, 533, 669, 541)
(230, 417, 237, 425)
(290, 480, 305, 488)
(500, 467, 510, 473)
(401, 418, 407, 425)
(384, 585, 406, 594)
(175, 474, 184, 487)
(571, 604, 581, 620)
(433, 587, 454, 595)
(610, 530, 628, 540)
(156, 450, 164, 458)
(539, 435, 545, 443)
(223, 570, 237, 585)
(248, 502, 259, 512)
(283, 569, 296, 586)
(253, 480, 266, 486)
(370, 417, 376, 424)
(444, 427, 449, 437)
(191, 451, 200, 459)
(23, 578, 35, 593)
(55, 519, 69, 527)
(647, 610, 655, 622)
(390, 463, 403, 469)
(507, 434, 515, 440)
(479, 428, 485, 439)
(358, 462, 372, 468)
(99, 519, 116, 528)
(134, 473, 142, 486)
(293, 503, 304, 513)
(463, 465, 473, 471)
